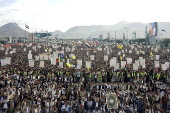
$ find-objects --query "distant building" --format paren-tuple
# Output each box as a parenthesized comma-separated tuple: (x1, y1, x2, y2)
(32, 31, 52, 38)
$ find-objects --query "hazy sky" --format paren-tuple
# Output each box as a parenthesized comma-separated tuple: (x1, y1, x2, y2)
(0, 0, 169, 32)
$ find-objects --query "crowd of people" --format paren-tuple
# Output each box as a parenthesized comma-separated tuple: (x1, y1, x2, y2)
(0, 40, 170, 113)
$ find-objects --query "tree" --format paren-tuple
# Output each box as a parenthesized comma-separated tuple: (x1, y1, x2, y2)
(160, 38, 170, 47)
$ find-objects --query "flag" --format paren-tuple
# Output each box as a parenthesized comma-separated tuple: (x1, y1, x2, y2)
(117, 45, 123, 49)
(150, 51, 153, 56)
(119, 56, 122, 61)
(58, 56, 60, 62)
(25, 24, 29, 29)
(66, 63, 71, 68)
(85, 41, 90, 48)
(71, 55, 76, 60)
(162, 29, 166, 32)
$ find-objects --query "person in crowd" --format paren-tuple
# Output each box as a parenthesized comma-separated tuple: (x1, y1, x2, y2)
(0, 41, 170, 113)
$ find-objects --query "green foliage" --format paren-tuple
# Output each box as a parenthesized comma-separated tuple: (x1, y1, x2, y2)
(129, 38, 146, 45)
(115, 39, 123, 43)
(160, 38, 170, 47)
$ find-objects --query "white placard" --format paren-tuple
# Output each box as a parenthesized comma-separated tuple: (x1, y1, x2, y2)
(28, 54, 32, 59)
(115, 63, 119, 70)
(140, 59, 145, 66)
(5, 57, 11, 64)
(44, 55, 48, 60)
(39, 61, 44, 68)
(155, 55, 160, 60)
(126, 58, 132, 64)
(139, 57, 143, 60)
(86, 61, 91, 69)
(165, 62, 169, 68)
(155, 61, 160, 67)
(104, 55, 108, 61)
(162, 64, 167, 70)
(110, 59, 116, 67)
(77, 60, 82, 66)
(90, 55, 95, 61)
(51, 58, 56, 65)
(39, 55, 44, 60)
(29, 60, 34, 67)
(121, 61, 126, 68)
(76, 64, 81, 69)
(59, 62, 63, 68)
(133, 63, 138, 70)
(1, 59, 6, 66)
(35, 56, 39, 61)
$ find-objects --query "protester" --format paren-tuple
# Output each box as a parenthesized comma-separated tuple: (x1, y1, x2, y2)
(0, 41, 170, 113)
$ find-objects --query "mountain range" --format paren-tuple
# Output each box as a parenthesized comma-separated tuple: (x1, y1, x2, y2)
(0, 23, 29, 38)
(0, 21, 170, 39)
(50, 21, 170, 39)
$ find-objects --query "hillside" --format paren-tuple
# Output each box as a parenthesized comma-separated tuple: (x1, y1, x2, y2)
(0, 23, 29, 38)
(52, 21, 170, 39)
